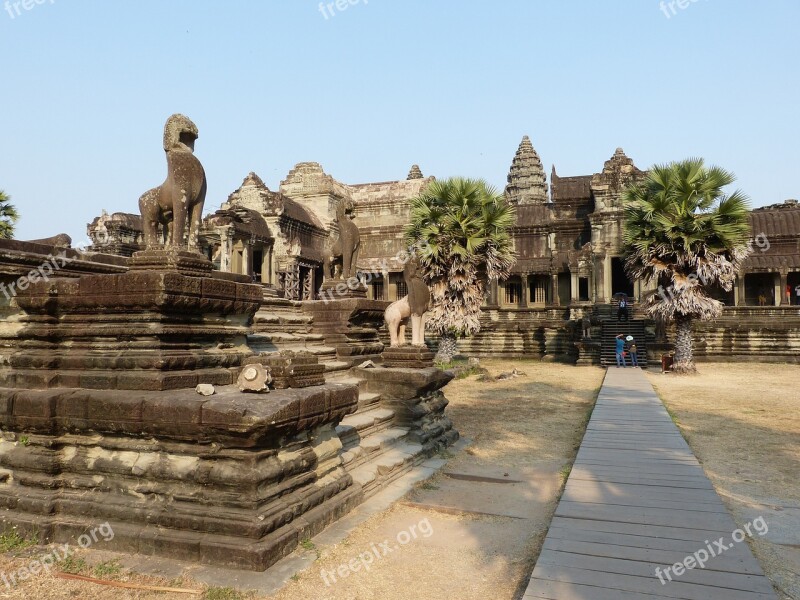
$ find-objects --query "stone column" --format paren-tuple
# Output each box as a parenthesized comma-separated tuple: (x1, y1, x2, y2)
(570, 272, 579, 303)
(521, 273, 530, 308)
(603, 255, 612, 303)
(220, 230, 233, 273)
(489, 280, 499, 306)
(551, 274, 560, 307)
(735, 275, 746, 306)
(243, 243, 252, 277)
(261, 249, 270, 284)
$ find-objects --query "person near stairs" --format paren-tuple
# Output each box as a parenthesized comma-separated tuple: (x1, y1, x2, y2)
(617, 294, 629, 321)
(615, 334, 627, 367)
(627, 336, 639, 368)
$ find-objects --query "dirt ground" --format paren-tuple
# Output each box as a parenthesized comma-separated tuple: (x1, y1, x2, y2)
(0, 360, 604, 600)
(647, 363, 800, 600)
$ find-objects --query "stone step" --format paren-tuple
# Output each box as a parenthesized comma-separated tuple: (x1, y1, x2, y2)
(358, 392, 382, 410)
(323, 360, 351, 373)
(361, 427, 410, 452)
(348, 442, 424, 492)
(247, 333, 327, 349)
(253, 311, 314, 326)
(325, 374, 364, 388)
(337, 407, 395, 437)
(340, 427, 409, 466)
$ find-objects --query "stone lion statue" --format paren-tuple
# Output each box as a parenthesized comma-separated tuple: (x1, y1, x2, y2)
(323, 198, 361, 280)
(138, 114, 207, 250)
(385, 257, 431, 347)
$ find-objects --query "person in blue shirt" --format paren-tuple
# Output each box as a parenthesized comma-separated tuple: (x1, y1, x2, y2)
(615, 334, 627, 367)
(617, 295, 629, 321)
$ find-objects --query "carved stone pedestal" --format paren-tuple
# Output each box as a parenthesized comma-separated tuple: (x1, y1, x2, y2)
(574, 340, 602, 367)
(359, 367, 458, 455)
(381, 345, 435, 369)
(318, 279, 367, 301)
(302, 298, 387, 366)
(129, 248, 215, 277)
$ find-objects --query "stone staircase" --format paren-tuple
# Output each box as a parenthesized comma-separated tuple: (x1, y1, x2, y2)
(248, 297, 350, 373)
(594, 301, 649, 322)
(248, 294, 435, 498)
(327, 371, 427, 498)
(600, 319, 649, 368)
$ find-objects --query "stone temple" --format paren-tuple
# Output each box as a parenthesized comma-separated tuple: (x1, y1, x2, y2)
(82, 135, 800, 364)
(0, 123, 797, 571)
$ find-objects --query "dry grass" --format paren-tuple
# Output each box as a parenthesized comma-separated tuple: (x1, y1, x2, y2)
(0, 549, 213, 599)
(443, 359, 603, 470)
(647, 364, 800, 502)
(648, 363, 800, 600)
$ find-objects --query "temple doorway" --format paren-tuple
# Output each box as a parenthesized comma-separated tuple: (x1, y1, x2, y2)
(744, 273, 775, 306)
(788, 272, 800, 305)
(611, 257, 634, 299)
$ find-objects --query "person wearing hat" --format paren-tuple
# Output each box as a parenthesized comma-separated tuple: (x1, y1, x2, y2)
(615, 334, 627, 368)
(626, 335, 639, 368)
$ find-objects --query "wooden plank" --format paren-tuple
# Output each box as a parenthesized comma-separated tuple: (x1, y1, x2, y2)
(535, 552, 775, 594)
(530, 562, 776, 600)
(542, 537, 765, 575)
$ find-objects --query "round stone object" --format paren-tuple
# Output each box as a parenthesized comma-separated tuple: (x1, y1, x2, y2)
(238, 363, 272, 393)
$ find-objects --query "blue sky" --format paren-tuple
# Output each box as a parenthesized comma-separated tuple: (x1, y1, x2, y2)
(2, 0, 798, 241)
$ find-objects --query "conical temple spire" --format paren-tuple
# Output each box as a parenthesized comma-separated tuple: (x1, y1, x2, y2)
(505, 135, 548, 204)
(407, 164, 424, 180)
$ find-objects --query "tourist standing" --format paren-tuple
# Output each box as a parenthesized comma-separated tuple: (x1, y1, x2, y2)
(617, 295, 629, 321)
(787, 284, 792, 305)
(615, 334, 627, 367)
(627, 336, 639, 368)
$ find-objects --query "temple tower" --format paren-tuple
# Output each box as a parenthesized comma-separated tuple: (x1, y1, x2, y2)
(505, 135, 548, 205)
(407, 164, 424, 180)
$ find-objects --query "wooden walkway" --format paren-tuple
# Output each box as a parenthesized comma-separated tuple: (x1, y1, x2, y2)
(523, 367, 778, 600)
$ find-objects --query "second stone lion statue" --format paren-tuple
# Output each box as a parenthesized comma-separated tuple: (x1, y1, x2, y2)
(324, 198, 361, 281)
(138, 114, 207, 250)
(385, 256, 431, 347)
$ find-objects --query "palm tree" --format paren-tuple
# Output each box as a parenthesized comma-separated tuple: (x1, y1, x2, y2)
(405, 177, 516, 362)
(622, 158, 752, 374)
(0, 191, 18, 239)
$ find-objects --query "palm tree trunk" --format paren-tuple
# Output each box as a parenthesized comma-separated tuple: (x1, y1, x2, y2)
(435, 332, 458, 364)
(672, 315, 697, 374)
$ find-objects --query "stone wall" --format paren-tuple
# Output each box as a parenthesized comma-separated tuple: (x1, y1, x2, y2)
(690, 307, 800, 363)
(456, 307, 579, 360)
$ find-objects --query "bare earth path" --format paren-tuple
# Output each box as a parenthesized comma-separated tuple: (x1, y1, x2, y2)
(524, 367, 778, 600)
(0, 360, 603, 600)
